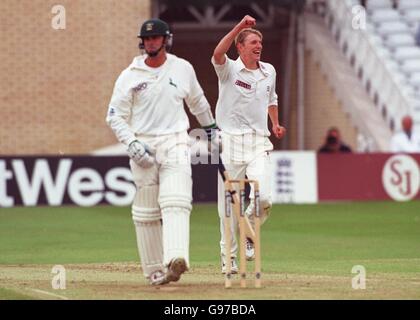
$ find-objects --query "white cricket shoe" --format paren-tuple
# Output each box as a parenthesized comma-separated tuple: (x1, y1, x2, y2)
(149, 270, 170, 286)
(246, 238, 255, 261)
(221, 255, 239, 274)
(164, 257, 188, 283)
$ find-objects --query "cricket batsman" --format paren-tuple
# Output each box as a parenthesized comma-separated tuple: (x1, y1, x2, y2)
(106, 18, 217, 285)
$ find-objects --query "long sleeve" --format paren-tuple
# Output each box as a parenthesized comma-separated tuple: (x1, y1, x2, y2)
(106, 73, 137, 146)
(184, 63, 215, 127)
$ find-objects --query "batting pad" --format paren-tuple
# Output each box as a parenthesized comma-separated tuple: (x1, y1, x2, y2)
(132, 186, 164, 278)
(162, 207, 191, 268)
(157, 170, 192, 268)
(158, 169, 192, 211)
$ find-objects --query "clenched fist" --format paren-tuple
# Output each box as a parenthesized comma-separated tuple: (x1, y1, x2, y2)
(272, 125, 286, 139)
(239, 15, 256, 28)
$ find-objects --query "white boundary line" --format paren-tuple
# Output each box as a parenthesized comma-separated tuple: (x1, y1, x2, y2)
(27, 288, 69, 300)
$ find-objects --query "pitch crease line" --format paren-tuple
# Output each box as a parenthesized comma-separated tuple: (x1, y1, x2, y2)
(28, 288, 69, 300)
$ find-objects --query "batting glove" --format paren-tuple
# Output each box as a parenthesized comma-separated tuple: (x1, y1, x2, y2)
(127, 140, 155, 168)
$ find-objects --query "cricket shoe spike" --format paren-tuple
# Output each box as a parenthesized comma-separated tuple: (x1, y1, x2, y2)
(164, 257, 188, 283)
(245, 237, 255, 261)
(221, 255, 239, 274)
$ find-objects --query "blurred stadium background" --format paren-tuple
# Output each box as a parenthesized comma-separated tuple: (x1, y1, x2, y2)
(0, 0, 419, 299)
(2, 0, 420, 155)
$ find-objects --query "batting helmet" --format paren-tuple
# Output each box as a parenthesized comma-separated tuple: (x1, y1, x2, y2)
(138, 18, 171, 38)
(138, 18, 173, 52)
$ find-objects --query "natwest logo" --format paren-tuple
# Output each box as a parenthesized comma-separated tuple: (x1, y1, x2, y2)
(0, 158, 136, 207)
(382, 154, 420, 202)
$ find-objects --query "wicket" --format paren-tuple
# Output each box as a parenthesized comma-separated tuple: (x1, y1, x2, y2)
(224, 179, 261, 289)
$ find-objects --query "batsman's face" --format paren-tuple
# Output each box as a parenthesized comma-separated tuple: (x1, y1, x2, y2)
(238, 34, 263, 62)
(143, 35, 165, 55)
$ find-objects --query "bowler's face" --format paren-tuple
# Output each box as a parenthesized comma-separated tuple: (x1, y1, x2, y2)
(238, 34, 263, 61)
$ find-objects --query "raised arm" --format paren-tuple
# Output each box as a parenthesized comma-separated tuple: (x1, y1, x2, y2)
(212, 15, 256, 65)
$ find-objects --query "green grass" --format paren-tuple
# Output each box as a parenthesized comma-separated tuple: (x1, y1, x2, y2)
(0, 202, 419, 299)
(262, 202, 420, 275)
(0, 287, 37, 300)
(0, 206, 138, 264)
(0, 202, 419, 271)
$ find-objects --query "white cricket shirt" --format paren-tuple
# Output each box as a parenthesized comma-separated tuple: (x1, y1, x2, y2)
(390, 131, 420, 152)
(212, 54, 278, 136)
(107, 54, 213, 145)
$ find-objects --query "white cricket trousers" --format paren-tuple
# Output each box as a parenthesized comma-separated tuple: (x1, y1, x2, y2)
(217, 132, 273, 258)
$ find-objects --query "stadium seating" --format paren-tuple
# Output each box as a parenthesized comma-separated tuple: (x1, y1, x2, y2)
(375, 21, 410, 36)
(409, 72, 420, 86)
(324, 0, 420, 133)
(400, 10, 420, 25)
(398, 0, 420, 11)
(394, 47, 420, 62)
(306, 11, 391, 151)
(401, 59, 420, 73)
(370, 8, 400, 24)
(365, 0, 393, 13)
(384, 34, 415, 48)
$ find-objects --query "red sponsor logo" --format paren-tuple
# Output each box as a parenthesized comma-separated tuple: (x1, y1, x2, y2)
(235, 79, 252, 90)
(382, 154, 420, 201)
